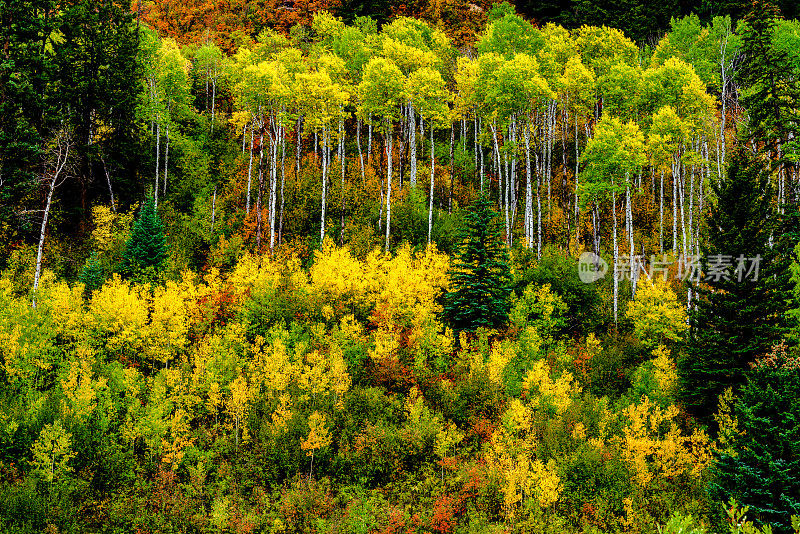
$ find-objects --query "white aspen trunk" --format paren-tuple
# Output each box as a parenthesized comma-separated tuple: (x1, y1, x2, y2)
(211, 185, 216, 233)
(672, 157, 678, 252)
(269, 122, 279, 255)
(155, 120, 160, 208)
(659, 170, 665, 254)
(428, 125, 435, 245)
(575, 115, 580, 247)
(367, 116, 373, 164)
(537, 153, 542, 260)
(628, 182, 636, 298)
(357, 118, 365, 183)
(247, 125, 254, 214)
(256, 129, 265, 249)
(163, 119, 169, 196)
(525, 124, 533, 249)
(296, 116, 303, 181)
(339, 118, 346, 243)
(385, 125, 393, 252)
(612, 187, 618, 325)
(33, 136, 69, 308)
(101, 156, 116, 212)
(474, 116, 479, 181)
(479, 117, 485, 192)
(546, 101, 554, 219)
(321, 126, 328, 244)
(680, 157, 688, 260)
(279, 127, 286, 246)
(448, 124, 454, 213)
(409, 103, 417, 187)
(211, 75, 216, 128)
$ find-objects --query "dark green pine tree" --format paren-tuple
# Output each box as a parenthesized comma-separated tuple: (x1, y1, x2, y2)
(441, 196, 512, 334)
(737, 0, 800, 155)
(78, 252, 105, 294)
(122, 197, 168, 277)
(710, 349, 800, 534)
(678, 146, 797, 420)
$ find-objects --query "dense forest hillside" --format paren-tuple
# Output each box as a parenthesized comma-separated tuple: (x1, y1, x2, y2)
(1, 0, 800, 532)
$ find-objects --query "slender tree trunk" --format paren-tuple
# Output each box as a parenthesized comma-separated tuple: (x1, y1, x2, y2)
(247, 125, 254, 214)
(256, 130, 265, 249)
(659, 170, 664, 254)
(163, 119, 169, 196)
(409, 103, 417, 187)
(155, 120, 160, 208)
(296, 116, 303, 181)
(385, 125, 393, 252)
(33, 136, 69, 308)
(101, 156, 116, 212)
(320, 127, 328, 244)
(339, 118, 346, 244)
(368, 116, 373, 164)
(612, 187, 618, 325)
(525, 124, 533, 249)
(428, 124, 435, 244)
(279, 128, 286, 246)
(448, 124, 454, 213)
(270, 122, 279, 255)
(357, 118, 365, 183)
(211, 185, 217, 233)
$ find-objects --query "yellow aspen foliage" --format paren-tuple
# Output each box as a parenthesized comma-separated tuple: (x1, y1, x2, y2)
(435, 421, 465, 464)
(161, 408, 195, 468)
(408, 312, 454, 370)
(618, 396, 712, 488)
(368, 326, 400, 365)
(226, 375, 251, 447)
(87, 274, 148, 357)
(713, 387, 742, 456)
(41, 281, 85, 341)
(487, 340, 517, 386)
(145, 278, 193, 367)
(90, 204, 135, 253)
(327, 342, 351, 409)
(625, 277, 688, 348)
(510, 284, 567, 341)
(60, 346, 107, 421)
(310, 240, 369, 311)
(228, 251, 307, 300)
(487, 406, 563, 515)
(651, 344, 678, 396)
(302, 410, 332, 455)
(31, 420, 76, 484)
(522, 359, 580, 415)
(271, 393, 294, 433)
(251, 335, 296, 396)
(368, 243, 450, 327)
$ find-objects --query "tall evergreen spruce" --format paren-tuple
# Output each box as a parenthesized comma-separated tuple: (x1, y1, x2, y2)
(442, 196, 512, 334)
(738, 0, 800, 156)
(679, 147, 796, 420)
(122, 197, 168, 277)
(79, 252, 105, 294)
(710, 351, 800, 534)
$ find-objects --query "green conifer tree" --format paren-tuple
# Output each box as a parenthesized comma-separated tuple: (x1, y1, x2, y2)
(738, 0, 800, 157)
(441, 196, 512, 334)
(78, 252, 104, 294)
(121, 197, 168, 277)
(679, 146, 796, 420)
(710, 348, 800, 533)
